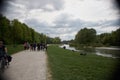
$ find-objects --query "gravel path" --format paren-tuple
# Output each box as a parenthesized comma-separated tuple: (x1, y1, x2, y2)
(3, 50, 47, 80)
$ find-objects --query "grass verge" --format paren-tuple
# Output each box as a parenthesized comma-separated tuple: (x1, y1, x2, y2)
(47, 45, 119, 80)
(6, 45, 24, 55)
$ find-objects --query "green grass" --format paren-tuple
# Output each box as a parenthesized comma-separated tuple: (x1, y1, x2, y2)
(6, 45, 24, 55)
(47, 45, 119, 80)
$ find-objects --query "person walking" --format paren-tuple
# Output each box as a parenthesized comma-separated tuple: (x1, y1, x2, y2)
(33, 43, 36, 51)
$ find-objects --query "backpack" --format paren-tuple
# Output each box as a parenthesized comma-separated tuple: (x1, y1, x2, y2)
(7, 55, 12, 62)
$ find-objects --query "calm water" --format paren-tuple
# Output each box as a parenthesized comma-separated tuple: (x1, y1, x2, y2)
(60, 44, 120, 58)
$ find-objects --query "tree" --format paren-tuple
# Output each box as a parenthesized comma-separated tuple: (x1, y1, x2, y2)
(53, 37, 61, 44)
(12, 19, 25, 44)
(114, 28, 120, 46)
(0, 14, 12, 44)
(75, 28, 96, 46)
(0, 14, 52, 44)
(96, 28, 120, 46)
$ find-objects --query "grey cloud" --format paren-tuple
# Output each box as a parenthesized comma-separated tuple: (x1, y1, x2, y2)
(53, 14, 82, 28)
(24, 18, 58, 34)
(25, 13, 120, 30)
(100, 19, 120, 27)
(1, 1, 27, 20)
(54, 13, 120, 28)
(51, 14, 120, 39)
(25, 18, 48, 28)
(23, 13, 120, 40)
(24, 18, 77, 40)
(9, 0, 64, 11)
(1, 0, 64, 18)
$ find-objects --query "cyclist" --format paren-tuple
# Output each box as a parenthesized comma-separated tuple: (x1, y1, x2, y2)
(0, 40, 11, 67)
(0, 40, 7, 58)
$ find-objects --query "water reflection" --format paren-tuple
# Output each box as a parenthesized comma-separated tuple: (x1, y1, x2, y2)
(95, 47, 120, 58)
(60, 44, 120, 58)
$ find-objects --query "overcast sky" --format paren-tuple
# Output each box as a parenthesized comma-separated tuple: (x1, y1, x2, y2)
(1, 0, 120, 40)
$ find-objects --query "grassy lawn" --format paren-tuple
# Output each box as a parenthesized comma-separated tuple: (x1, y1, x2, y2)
(47, 45, 119, 80)
(6, 45, 24, 55)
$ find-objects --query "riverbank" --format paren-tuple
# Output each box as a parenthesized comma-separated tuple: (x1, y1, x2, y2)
(61, 44, 120, 58)
(47, 45, 120, 80)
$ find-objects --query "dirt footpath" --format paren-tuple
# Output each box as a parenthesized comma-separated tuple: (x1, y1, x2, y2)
(3, 50, 47, 80)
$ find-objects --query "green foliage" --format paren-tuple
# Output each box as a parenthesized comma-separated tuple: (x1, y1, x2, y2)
(111, 28, 120, 46)
(46, 36, 61, 44)
(75, 28, 96, 47)
(97, 28, 120, 46)
(46, 37, 54, 44)
(47, 45, 118, 80)
(0, 14, 11, 44)
(72, 27, 120, 47)
(52, 37, 61, 44)
(0, 14, 61, 44)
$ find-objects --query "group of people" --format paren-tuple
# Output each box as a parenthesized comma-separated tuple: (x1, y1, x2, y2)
(24, 42, 47, 51)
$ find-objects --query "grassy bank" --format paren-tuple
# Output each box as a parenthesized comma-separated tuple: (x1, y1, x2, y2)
(7, 45, 24, 55)
(47, 45, 119, 80)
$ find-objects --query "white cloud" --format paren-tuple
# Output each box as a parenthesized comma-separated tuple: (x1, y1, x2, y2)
(62, 0, 119, 21)
(93, 26, 119, 34)
(44, 4, 55, 11)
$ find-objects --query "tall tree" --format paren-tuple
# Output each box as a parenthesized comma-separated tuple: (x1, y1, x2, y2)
(0, 14, 62, 44)
(75, 28, 96, 46)
(0, 14, 11, 44)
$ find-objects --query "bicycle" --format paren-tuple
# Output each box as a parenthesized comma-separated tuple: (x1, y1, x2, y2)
(0, 56, 6, 73)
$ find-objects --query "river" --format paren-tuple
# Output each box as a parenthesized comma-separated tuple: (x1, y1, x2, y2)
(60, 44, 120, 58)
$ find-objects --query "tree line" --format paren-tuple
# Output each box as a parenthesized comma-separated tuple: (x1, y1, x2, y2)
(70, 27, 120, 48)
(0, 14, 61, 44)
